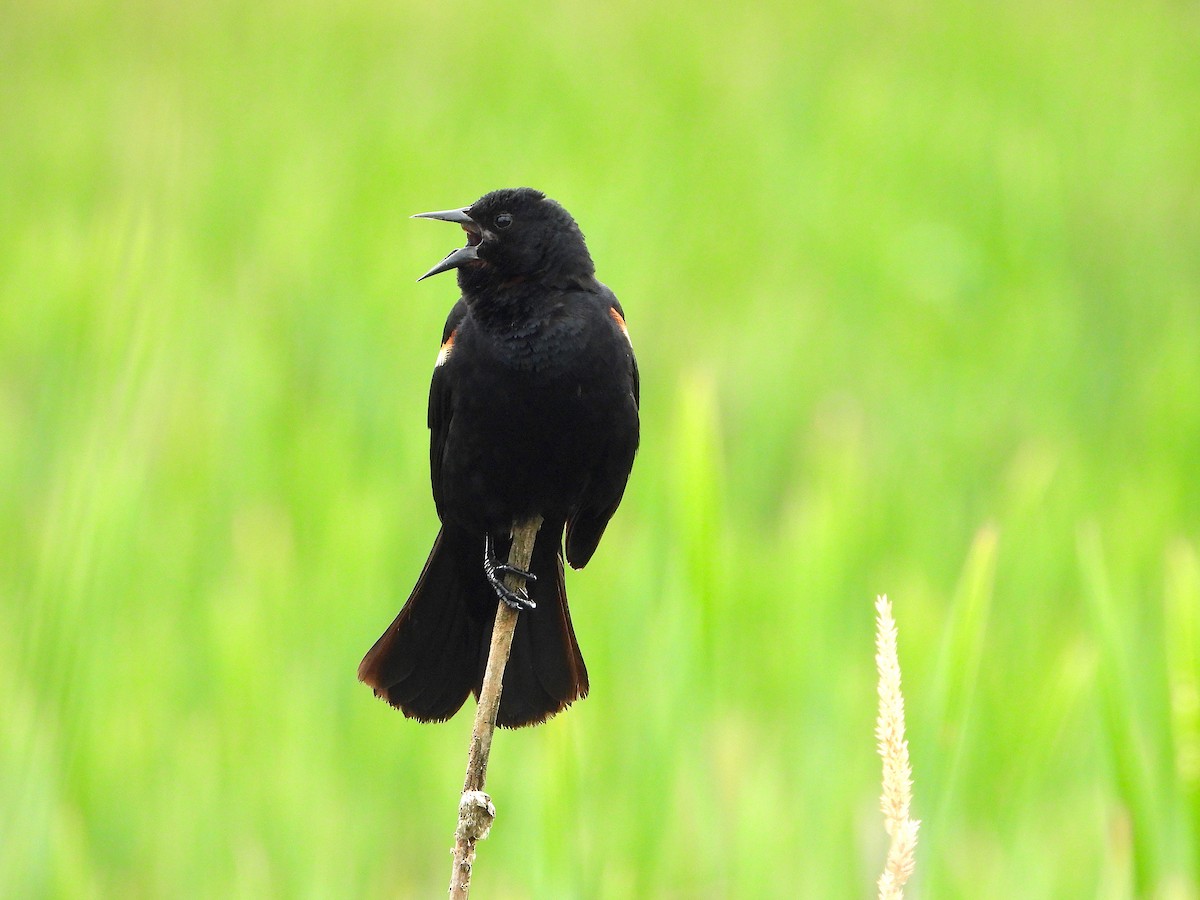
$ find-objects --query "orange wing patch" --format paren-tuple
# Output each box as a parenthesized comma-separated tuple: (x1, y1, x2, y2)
(436, 329, 456, 367)
(608, 306, 632, 346)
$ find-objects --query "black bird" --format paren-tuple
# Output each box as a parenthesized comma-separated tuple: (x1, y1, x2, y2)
(358, 188, 640, 727)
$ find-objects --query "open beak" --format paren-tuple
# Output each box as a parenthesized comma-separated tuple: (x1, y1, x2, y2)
(412, 207, 483, 281)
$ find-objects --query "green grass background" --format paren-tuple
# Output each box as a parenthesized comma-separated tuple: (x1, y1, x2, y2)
(3, 0, 1199, 896)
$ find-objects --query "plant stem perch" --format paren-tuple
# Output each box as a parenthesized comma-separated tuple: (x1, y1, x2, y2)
(448, 515, 543, 899)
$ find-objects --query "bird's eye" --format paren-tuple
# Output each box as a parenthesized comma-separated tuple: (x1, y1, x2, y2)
(495, 213, 513, 229)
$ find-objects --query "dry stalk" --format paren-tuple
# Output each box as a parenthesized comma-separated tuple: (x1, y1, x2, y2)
(876, 594, 920, 900)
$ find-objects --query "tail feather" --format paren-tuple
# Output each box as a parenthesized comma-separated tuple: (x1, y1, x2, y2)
(357, 530, 481, 723)
(392, 595, 477, 715)
(488, 529, 589, 727)
(486, 619, 553, 727)
(359, 526, 589, 728)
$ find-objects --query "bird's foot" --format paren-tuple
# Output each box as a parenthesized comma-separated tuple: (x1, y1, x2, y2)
(484, 534, 537, 611)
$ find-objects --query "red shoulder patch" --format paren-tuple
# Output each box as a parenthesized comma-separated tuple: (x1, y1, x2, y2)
(436, 329, 456, 367)
(608, 306, 631, 345)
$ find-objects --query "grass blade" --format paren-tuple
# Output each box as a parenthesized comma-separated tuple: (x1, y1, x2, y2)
(1164, 539, 1200, 881)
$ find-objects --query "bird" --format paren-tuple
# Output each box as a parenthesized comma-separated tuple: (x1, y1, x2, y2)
(358, 187, 640, 728)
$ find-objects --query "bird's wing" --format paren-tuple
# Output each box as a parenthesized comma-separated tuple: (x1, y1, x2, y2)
(609, 297, 640, 407)
(429, 299, 468, 515)
(564, 291, 640, 569)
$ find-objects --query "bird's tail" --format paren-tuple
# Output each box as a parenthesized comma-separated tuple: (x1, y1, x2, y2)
(357, 526, 589, 728)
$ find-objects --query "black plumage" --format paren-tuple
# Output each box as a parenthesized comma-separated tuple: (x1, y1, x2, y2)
(358, 188, 640, 727)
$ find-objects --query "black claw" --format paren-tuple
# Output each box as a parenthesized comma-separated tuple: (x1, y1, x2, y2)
(497, 585, 537, 611)
(493, 562, 537, 583)
(483, 534, 538, 611)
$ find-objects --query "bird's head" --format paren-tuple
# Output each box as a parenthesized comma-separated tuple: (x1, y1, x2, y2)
(413, 188, 595, 291)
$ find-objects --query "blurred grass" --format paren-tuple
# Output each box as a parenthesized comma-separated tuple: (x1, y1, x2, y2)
(3, 0, 1199, 895)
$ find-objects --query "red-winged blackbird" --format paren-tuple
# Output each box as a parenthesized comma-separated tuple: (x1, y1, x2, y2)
(358, 188, 640, 727)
